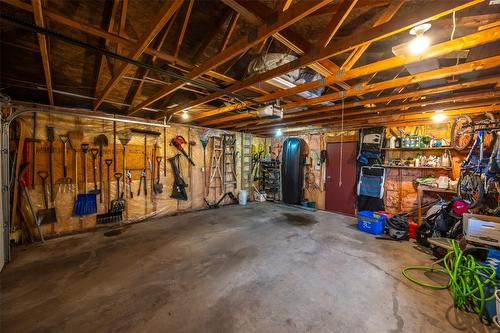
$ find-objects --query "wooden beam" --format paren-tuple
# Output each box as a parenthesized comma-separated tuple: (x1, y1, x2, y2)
(192, 8, 232, 64)
(191, 26, 500, 120)
(281, 56, 500, 112)
(199, 76, 500, 127)
(219, 11, 240, 52)
(249, 90, 499, 130)
(115, 0, 128, 58)
(318, 0, 359, 48)
(341, 0, 405, 70)
(95, 0, 120, 97)
(179, 0, 487, 120)
(166, 0, 353, 116)
(32, 0, 53, 105)
(174, 0, 194, 60)
(127, 0, 333, 115)
(276, 0, 293, 12)
(127, 14, 176, 107)
(93, 0, 183, 110)
(254, 104, 500, 134)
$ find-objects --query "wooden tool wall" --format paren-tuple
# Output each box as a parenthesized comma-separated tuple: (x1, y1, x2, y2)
(10, 113, 259, 241)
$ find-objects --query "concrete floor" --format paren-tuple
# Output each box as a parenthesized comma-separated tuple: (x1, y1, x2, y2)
(0, 203, 495, 332)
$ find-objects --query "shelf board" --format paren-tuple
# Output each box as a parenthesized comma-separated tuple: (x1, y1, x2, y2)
(381, 165, 452, 170)
(382, 147, 453, 151)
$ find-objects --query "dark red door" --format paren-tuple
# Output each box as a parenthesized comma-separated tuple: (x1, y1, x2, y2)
(325, 142, 357, 216)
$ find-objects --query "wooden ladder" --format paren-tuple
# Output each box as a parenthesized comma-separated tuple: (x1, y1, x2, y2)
(222, 134, 237, 193)
(240, 133, 253, 192)
(209, 136, 223, 198)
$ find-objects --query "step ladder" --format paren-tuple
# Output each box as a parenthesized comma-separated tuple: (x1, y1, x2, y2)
(222, 134, 237, 193)
(240, 133, 253, 192)
(209, 136, 223, 198)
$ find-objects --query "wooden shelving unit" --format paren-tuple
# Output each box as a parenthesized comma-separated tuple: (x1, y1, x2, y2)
(381, 165, 452, 170)
(382, 147, 453, 151)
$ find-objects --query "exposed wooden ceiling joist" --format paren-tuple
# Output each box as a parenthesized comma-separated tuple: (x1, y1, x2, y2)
(95, 0, 120, 97)
(32, 0, 53, 105)
(341, 0, 405, 70)
(93, 0, 183, 110)
(198, 76, 500, 128)
(179, 0, 486, 121)
(254, 104, 500, 135)
(318, 0, 359, 48)
(191, 25, 500, 121)
(249, 90, 499, 131)
(219, 11, 240, 53)
(127, 0, 334, 116)
(174, 0, 194, 60)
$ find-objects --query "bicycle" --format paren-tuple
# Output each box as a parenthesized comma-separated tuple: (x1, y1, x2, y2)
(452, 113, 499, 213)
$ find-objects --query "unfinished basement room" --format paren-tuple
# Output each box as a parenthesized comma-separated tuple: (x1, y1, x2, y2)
(1, 0, 500, 332)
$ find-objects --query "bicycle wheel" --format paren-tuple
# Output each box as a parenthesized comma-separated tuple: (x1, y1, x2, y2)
(458, 171, 484, 208)
(482, 112, 497, 152)
(483, 177, 500, 213)
(451, 115, 473, 151)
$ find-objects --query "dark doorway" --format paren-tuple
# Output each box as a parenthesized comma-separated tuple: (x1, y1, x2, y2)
(325, 142, 357, 216)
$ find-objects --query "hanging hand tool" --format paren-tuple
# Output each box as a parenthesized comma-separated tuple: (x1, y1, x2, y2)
(46, 126, 55, 202)
(96, 169, 124, 224)
(118, 130, 132, 198)
(37, 171, 57, 225)
(90, 148, 100, 194)
(111, 173, 125, 213)
(126, 169, 133, 198)
(19, 163, 44, 242)
(68, 130, 83, 199)
(171, 135, 195, 166)
(163, 127, 167, 176)
(74, 143, 97, 216)
(154, 156, 163, 194)
(137, 169, 146, 196)
(169, 154, 188, 200)
(148, 158, 154, 198)
(58, 135, 72, 187)
(105, 159, 113, 210)
(93, 134, 108, 203)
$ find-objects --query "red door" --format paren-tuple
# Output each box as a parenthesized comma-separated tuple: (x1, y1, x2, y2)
(325, 142, 357, 216)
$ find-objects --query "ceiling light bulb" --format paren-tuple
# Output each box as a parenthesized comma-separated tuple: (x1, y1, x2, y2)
(181, 111, 189, 120)
(275, 128, 283, 137)
(432, 111, 447, 122)
(409, 35, 431, 54)
(408, 23, 431, 55)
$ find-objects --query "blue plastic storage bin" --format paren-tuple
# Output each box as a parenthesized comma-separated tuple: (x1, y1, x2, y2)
(357, 211, 386, 235)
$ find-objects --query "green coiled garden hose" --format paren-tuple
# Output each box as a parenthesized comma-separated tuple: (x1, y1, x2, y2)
(402, 240, 498, 316)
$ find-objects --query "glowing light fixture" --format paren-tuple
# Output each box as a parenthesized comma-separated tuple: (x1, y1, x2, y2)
(275, 128, 283, 137)
(408, 23, 431, 55)
(181, 110, 189, 120)
(431, 110, 447, 122)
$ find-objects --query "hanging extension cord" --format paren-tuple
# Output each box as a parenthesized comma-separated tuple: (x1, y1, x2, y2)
(402, 240, 497, 317)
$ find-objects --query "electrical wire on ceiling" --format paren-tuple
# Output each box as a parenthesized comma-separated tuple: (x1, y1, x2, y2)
(0, 12, 265, 110)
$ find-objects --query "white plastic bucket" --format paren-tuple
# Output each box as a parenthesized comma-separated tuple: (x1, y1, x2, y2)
(239, 190, 248, 205)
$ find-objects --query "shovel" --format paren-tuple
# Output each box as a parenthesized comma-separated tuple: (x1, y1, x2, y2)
(89, 148, 100, 194)
(37, 171, 57, 224)
(58, 135, 72, 191)
(94, 134, 108, 203)
(154, 156, 163, 193)
(74, 143, 97, 216)
(68, 130, 83, 199)
(96, 172, 124, 224)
